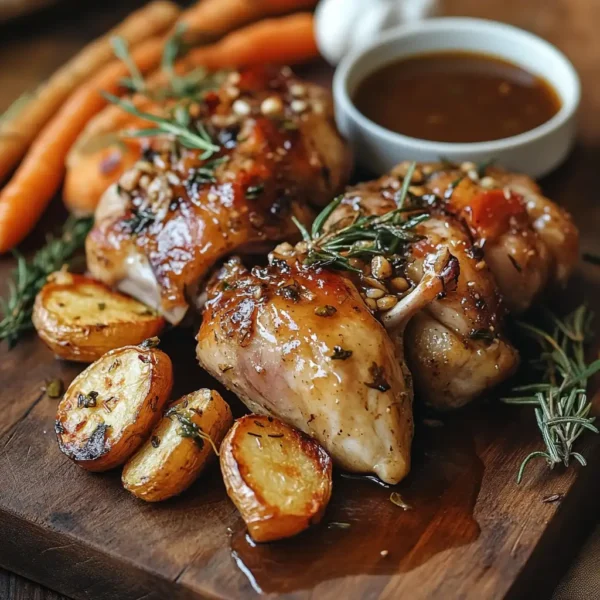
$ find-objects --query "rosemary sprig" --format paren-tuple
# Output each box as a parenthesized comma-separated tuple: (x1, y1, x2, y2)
(502, 305, 600, 483)
(293, 162, 428, 273)
(111, 36, 146, 94)
(102, 92, 220, 159)
(0, 216, 93, 348)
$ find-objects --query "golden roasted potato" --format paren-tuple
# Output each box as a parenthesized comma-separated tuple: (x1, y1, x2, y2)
(220, 414, 333, 542)
(122, 389, 233, 502)
(56, 341, 173, 471)
(33, 271, 165, 363)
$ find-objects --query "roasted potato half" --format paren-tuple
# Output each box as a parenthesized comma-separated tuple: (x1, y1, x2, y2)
(122, 389, 233, 502)
(33, 271, 165, 363)
(220, 414, 333, 542)
(56, 342, 173, 471)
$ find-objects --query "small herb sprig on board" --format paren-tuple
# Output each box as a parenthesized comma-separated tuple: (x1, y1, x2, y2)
(102, 92, 220, 159)
(165, 406, 219, 455)
(502, 305, 600, 483)
(0, 216, 93, 348)
(293, 162, 429, 273)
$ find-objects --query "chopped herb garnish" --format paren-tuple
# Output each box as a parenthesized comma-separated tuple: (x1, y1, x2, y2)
(140, 337, 160, 349)
(78, 391, 99, 408)
(97, 302, 106, 311)
(151, 436, 161, 448)
(246, 184, 264, 200)
(45, 378, 64, 399)
(108, 359, 121, 373)
(0, 216, 93, 348)
(278, 281, 301, 302)
(314, 305, 337, 317)
(469, 328, 495, 343)
(365, 363, 390, 392)
(166, 406, 219, 454)
(331, 346, 352, 360)
(122, 208, 155, 235)
(248, 432, 262, 437)
(444, 176, 464, 200)
(507, 254, 523, 273)
(502, 305, 600, 483)
(476, 158, 495, 178)
(267, 433, 284, 438)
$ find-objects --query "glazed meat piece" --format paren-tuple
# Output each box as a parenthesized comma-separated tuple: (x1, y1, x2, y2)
(325, 180, 519, 410)
(196, 249, 457, 484)
(86, 66, 351, 324)
(411, 161, 579, 313)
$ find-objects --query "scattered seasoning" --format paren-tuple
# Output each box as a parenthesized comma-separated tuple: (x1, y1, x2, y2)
(219, 363, 233, 372)
(138, 309, 155, 316)
(278, 281, 301, 302)
(390, 492, 412, 510)
(151, 436, 161, 448)
(77, 391, 99, 408)
(138, 354, 151, 363)
(331, 346, 353, 360)
(45, 378, 64, 399)
(267, 433, 284, 438)
(365, 363, 391, 392)
(247, 432, 262, 437)
(246, 184, 264, 200)
(327, 522, 351, 530)
(444, 176, 464, 200)
(314, 305, 337, 317)
(122, 208, 155, 235)
(97, 302, 106, 311)
(108, 359, 121, 373)
(476, 158, 495, 178)
(542, 493, 564, 504)
(253, 420, 265, 428)
(469, 328, 495, 343)
(507, 254, 523, 273)
(140, 336, 160, 349)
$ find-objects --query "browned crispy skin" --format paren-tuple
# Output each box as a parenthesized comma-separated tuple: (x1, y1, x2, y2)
(86, 66, 351, 323)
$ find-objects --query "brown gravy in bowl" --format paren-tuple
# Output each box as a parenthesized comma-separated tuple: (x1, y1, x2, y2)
(352, 51, 561, 143)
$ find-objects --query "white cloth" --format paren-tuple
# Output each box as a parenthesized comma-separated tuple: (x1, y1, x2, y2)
(315, 0, 439, 65)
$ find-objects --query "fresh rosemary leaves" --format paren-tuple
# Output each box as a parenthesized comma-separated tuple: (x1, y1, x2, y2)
(502, 305, 600, 483)
(102, 92, 220, 159)
(111, 36, 146, 94)
(0, 216, 93, 348)
(293, 163, 428, 273)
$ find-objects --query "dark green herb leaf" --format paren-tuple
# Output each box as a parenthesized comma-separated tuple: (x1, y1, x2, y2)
(45, 378, 64, 399)
(0, 216, 93, 348)
(111, 36, 146, 94)
(331, 346, 352, 360)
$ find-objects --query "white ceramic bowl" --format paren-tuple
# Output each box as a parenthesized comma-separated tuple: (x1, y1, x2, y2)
(333, 17, 580, 178)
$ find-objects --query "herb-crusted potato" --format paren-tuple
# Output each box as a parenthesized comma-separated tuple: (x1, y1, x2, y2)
(122, 389, 233, 502)
(220, 414, 333, 542)
(56, 341, 173, 471)
(33, 271, 165, 363)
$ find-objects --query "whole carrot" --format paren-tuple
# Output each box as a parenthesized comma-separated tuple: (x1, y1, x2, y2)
(185, 12, 318, 70)
(0, 1, 180, 184)
(179, 0, 318, 44)
(0, 36, 166, 253)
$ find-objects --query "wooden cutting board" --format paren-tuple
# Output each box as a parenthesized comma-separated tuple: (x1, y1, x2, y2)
(2, 2, 600, 599)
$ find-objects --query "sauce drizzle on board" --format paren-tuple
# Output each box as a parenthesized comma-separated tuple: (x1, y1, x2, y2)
(353, 50, 561, 143)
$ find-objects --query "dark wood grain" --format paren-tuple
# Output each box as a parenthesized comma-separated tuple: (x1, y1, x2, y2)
(1, 1, 600, 599)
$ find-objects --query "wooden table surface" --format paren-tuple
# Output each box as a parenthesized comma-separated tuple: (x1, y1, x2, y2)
(1, 0, 599, 598)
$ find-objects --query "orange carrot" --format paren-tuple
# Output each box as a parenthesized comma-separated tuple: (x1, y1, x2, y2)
(179, 0, 318, 44)
(185, 12, 318, 70)
(0, 36, 166, 252)
(0, 1, 180, 184)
